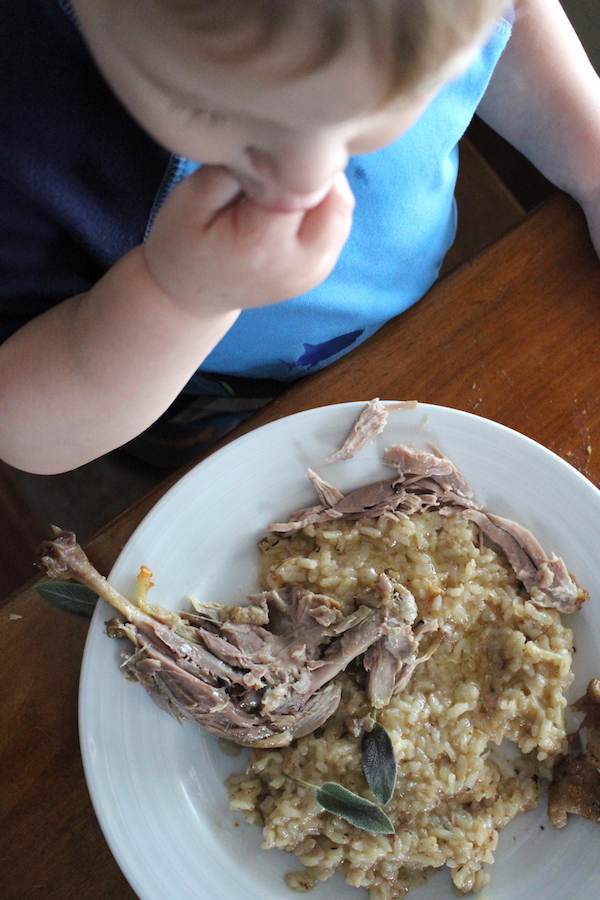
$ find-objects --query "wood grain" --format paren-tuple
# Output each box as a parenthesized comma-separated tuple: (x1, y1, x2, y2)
(1, 192, 599, 900)
(198, 191, 600, 485)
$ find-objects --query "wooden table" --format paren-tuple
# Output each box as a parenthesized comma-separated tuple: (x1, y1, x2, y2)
(2, 192, 599, 900)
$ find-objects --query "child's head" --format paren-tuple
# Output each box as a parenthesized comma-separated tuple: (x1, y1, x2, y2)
(154, 0, 508, 94)
(73, 0, 508, 210)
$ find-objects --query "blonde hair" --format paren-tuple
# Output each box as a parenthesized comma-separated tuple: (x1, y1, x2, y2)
(148, 0, 509, 95)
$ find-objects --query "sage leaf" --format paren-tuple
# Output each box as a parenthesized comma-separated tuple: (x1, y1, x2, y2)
(315, 782, 394, 834)
(36, 580, 98, 617)
(362, 722, 397, 805)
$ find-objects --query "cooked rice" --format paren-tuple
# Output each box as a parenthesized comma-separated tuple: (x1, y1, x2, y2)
(228, 510, 574, 897)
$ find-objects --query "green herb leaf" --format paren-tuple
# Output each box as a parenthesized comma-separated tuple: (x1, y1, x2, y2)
(362, 722, 397, 805)
(316, 782, 395, 834)
(36, 580, 98, 617)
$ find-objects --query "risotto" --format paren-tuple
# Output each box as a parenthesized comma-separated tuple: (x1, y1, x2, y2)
(228, 510, 574, 897)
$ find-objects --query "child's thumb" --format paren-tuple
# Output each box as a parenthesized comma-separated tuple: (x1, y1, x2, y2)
(297, 172, 355, 269)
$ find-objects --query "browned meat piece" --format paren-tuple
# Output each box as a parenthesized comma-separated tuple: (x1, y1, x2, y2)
(574, 678, 600, 759)
(462, 510, 588, 614)
(548, 679, 600, 828)
(37, 532, 436, 746)
(325, 398, 389, 463)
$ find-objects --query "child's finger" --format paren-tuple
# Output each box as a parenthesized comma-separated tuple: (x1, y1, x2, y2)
(212, 174, 354, 298)
(297, 172, 355, 249)
(294, 173, 355, 281)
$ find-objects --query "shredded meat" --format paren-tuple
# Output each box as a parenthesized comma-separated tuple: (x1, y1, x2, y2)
(37, 532, 437, 745)
(462, 510, 587, 613)
(267, 444, 477, 535)
(325, 398, 389, 463)
(268, 444, 587, 614)
(362, 575, 441, 708)
(548, 679, 600, 827)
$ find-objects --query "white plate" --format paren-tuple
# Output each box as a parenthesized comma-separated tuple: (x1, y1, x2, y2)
(79, 401, 600, 900)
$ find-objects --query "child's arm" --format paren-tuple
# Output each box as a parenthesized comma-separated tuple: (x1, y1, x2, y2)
(477, 0, 600, 255)
(0, 167, 353, 474)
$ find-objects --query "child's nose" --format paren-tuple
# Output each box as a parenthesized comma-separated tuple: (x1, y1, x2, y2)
(245, 136, 348, 197)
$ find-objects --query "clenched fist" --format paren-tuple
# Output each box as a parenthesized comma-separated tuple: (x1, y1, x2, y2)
(142, 165, 355, 315)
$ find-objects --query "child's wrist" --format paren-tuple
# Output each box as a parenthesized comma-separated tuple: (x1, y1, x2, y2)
(125, 245, 242, 323)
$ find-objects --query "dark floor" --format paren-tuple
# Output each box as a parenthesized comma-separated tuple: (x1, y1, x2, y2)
(0, 120, 556, 602)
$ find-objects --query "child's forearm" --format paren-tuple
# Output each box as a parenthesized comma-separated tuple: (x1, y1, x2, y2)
(0, 248, 239, 474)
(477, 0, 600, 219)
(0, 169, 354, 474)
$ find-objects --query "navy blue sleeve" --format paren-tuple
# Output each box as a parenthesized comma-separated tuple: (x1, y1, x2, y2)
(0, 0, 172, 343)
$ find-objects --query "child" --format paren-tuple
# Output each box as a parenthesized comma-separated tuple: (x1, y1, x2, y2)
(1, 0, 599, 472)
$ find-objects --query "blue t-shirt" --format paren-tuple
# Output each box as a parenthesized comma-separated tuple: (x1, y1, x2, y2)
(198, 14, 512, 383)
(0, 0, 511, 456)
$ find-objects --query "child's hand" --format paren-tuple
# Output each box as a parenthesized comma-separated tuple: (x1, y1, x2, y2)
(142, 165, 354, 315)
